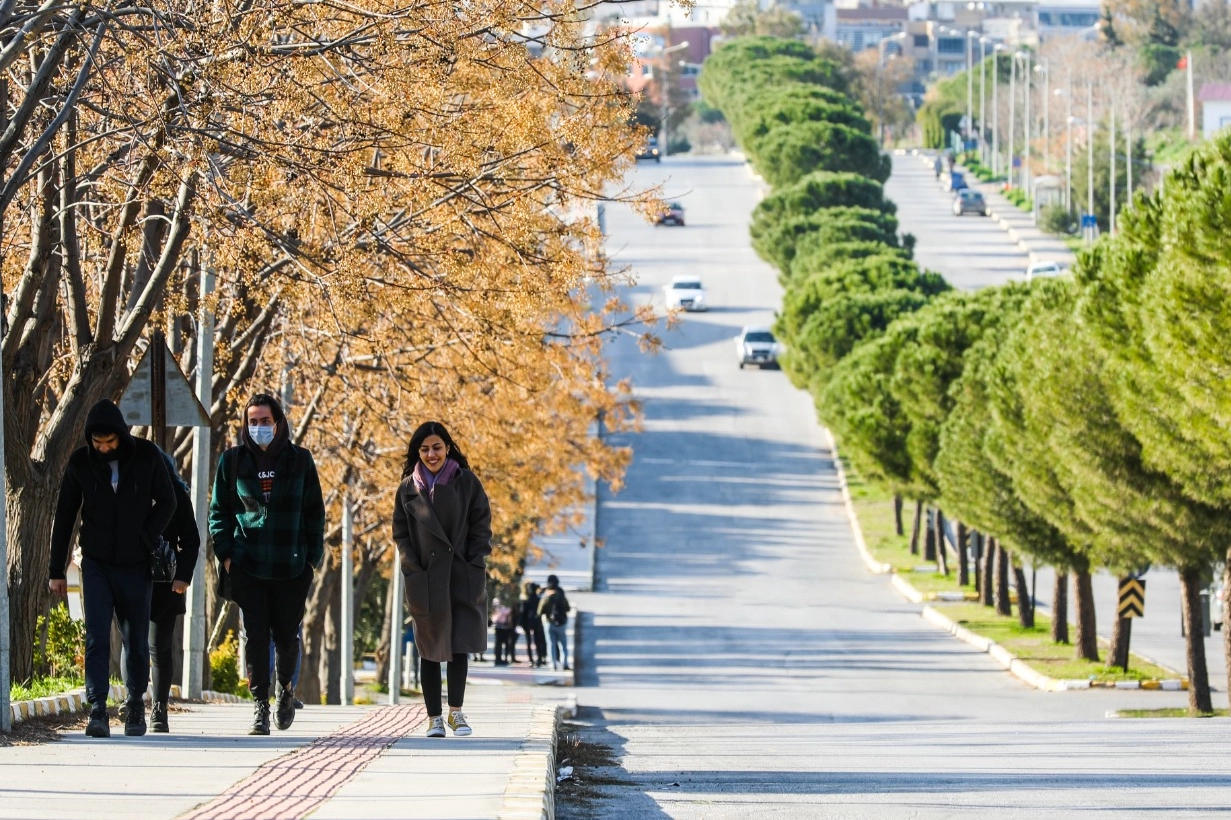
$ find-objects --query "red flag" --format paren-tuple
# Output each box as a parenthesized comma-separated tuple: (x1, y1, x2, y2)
(1178, 55, 1188, 70)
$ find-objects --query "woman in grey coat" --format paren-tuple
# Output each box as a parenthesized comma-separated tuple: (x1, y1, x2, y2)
(392, 421, 493, 738)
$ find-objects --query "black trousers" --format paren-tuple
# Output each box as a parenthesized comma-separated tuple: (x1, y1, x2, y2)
(420, 654, 468, 717)
(148, 612, 178, 704)
(494, 627, 517, 662)
(81, 557, 151, 706)
(230, 565, 312, 701)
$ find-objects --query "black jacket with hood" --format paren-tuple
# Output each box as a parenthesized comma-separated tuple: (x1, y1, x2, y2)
(49, 400, 177, 579)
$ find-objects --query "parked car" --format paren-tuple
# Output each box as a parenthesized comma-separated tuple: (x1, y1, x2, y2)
(636, 136, 661, 162)
(655, 201, 685, 226)
(1026, 260, 1063, 281)
(735, 326, 781, 369)
(663, 276, 707, 311)
(942, 171, 967, 192)
(953, 189, 987, 216)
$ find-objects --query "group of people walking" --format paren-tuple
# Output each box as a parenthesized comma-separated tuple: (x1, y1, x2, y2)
(491, 576, 571, 671)
(48, 393, 565, 741)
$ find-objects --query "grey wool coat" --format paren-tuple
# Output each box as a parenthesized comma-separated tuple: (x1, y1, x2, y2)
(392, 467, 493, 662)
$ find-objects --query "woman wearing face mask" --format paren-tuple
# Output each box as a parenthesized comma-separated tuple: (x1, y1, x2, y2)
(209, 393, 325, 736)
(392, 421, 492, 738)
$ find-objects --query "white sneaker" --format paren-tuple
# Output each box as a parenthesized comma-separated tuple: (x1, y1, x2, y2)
(446, 711, 472, 737)
(425, 716, 446, 738)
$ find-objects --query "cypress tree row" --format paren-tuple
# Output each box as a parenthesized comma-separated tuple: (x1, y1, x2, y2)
(703, 35, 1231, 704)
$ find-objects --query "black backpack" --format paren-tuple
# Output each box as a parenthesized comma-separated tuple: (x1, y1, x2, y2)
(548, 590, 570, 626)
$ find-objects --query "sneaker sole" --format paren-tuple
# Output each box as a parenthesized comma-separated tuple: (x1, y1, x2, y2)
(249, 728, 271, 736)
(124, 726, 147, 737)
(426, 730, 446, 738)
(85, 727, 110, 738)
(451, 728, 472, 737)
(151, 725, 169, 734)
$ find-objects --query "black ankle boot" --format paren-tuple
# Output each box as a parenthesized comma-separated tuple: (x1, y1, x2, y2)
(124, 699, 147, 737)
(275, 684, 296, 731)
(249, 699, 271, 735)
(150, 701, 169, 733)
(85, 703, 110, 738)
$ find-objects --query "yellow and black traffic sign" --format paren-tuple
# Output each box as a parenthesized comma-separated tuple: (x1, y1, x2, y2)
(1118, 577, 1146, 619)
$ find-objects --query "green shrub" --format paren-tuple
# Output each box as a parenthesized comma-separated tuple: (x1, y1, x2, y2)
(209, 630, 249, 698)
(34, 603, 85, 681)
(1040, 204, 1077, 235)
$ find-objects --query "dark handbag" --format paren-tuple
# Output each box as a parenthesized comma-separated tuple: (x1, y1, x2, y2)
(150, 536, 177, 583)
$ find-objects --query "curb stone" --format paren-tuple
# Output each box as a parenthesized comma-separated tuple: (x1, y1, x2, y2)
(8, 684, 246, 726)
(497, 703, 562, 820)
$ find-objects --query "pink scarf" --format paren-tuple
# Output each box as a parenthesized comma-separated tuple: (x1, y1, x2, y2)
(413, 458, 461, 503)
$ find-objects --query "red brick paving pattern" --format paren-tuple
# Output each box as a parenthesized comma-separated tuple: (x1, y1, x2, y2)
(177, 705, 425, 820)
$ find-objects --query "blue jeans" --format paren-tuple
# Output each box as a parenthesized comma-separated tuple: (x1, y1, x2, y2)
(81, 557, 151, 706)
(545, 621, 568, 669)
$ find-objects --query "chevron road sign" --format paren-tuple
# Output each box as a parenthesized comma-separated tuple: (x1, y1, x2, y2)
(1118, 577, 1146, 619)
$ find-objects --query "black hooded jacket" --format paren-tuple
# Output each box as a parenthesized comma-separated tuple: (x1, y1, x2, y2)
(49, 400, 177, 578)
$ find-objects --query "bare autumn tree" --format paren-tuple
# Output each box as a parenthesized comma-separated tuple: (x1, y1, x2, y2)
(3, 0, 658, 684)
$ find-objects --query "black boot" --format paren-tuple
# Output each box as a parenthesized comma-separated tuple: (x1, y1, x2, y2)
(85, 703, 110, 738)
(250, 700, 271, 736)
(275, 684, 296, 731)
(150, 701, 169, 733)
(124, 698, 147, 737)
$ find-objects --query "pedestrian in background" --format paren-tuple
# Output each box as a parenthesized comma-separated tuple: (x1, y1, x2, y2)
(492, 597, 516, 666)
(537, 574, 570, 671)
(519, 581, 545, 667)
(48, 399, 177, 738)
(147, 449, 200, 733)
(209, 393, 324, 736)
(392, 421, 493, 738)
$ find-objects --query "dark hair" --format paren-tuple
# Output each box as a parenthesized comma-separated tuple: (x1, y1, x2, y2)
(402, 420, 471, 478)
(245, 392, 286, 426)
(546, 574, 559, 588)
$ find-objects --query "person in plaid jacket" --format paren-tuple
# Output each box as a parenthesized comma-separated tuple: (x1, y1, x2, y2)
(209, 393, 324, 736)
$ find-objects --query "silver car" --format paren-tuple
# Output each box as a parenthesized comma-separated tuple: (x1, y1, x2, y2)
(735, 326, 781, 369)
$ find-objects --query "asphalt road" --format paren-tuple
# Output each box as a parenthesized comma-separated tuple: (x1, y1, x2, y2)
(562, 154, 1231, 818)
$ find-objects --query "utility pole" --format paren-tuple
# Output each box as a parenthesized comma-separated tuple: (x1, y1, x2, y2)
(1109, 104, 1116, 235)
(1023, 50, 1031, 196)
(388, 562, 403, 704)
(966, 31, 974, 151)
(1087, 82, 1095, 243)
(1126, 116, 1132, 211)
(980, 37, 988, 166)
(1065, 68, 1073, 213)
(993, 46, 1001, 176)
(1009, 55, 1016, 186)
(340, 494, 354, 705)
(185, 261, 214, 699)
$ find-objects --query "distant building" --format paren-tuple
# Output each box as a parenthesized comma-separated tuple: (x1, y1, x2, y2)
(1198, 83, 1231, 139)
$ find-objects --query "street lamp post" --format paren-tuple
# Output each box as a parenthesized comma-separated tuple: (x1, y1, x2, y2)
(1064, 66, 1074, 213)
(1087, 81, 1095, 244)
(1021, 50, 1031, 196)
(876, 32, 907, 147)
(993, 44, 1003, 176)
(980, 37, 989, 166)
(1036, 59, 1049, 176)
(966, 31, 974, 151)
(1008, 52, 1016, 187)
(659, 41, 689, 158)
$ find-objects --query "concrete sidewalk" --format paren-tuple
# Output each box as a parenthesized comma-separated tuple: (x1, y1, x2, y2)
(0, 686, 571, 820)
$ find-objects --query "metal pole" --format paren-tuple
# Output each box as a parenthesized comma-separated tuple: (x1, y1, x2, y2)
(966, 32, 973, 150)
(1126, 116, 1132, 210)
(993, 50, 999, 175)
(1187, 50, 1195, 140)
(1066, 68, 1073, 213)
(1042, 60, 1049, 175)
(1110, 103, 1116, 235)
(184, 263, 214, 699)
(1009, 55, 1016, 187)
(388, 561, 403, 704)
(1023, 51, 1031, 196)
(1088, 82, 1095, 242)
(980, 38, 987, 165)
(340, 495, 354, 705)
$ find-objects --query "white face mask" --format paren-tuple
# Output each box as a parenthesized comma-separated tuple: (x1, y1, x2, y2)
(249, 425, 276, 447)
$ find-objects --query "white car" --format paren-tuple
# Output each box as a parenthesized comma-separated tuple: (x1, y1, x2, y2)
(735, 326, 781, 369)
(663, 276, 707, 311)
(1026, 260, 1063, 281)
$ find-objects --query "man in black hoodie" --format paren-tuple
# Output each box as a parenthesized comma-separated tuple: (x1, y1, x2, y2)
(48, 399, 177, 738)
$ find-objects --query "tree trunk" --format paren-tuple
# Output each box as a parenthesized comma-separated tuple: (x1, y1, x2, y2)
(1012, 560, 1034, 627)
(374, 568, 397, 687)
(893, 495, 904, 536)
(971, 531, 982, 597)
(935, 509, 949, 575)
(1074, 567, 1100, 662)
(6, 481, 58, 683)
(994, 542, 1012, 616)
(324, 575, 341, 706)
(1110, 613, 1131, 672)
(909, 500, 922, 556)
(923, 508, 936, 562)
(1179, 566, 1213, 714)
(299, 566, 337, 706)
(981, 536, 997, 608)
(1051, 572, 1069, 644)
(957, 521, 970, 589)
